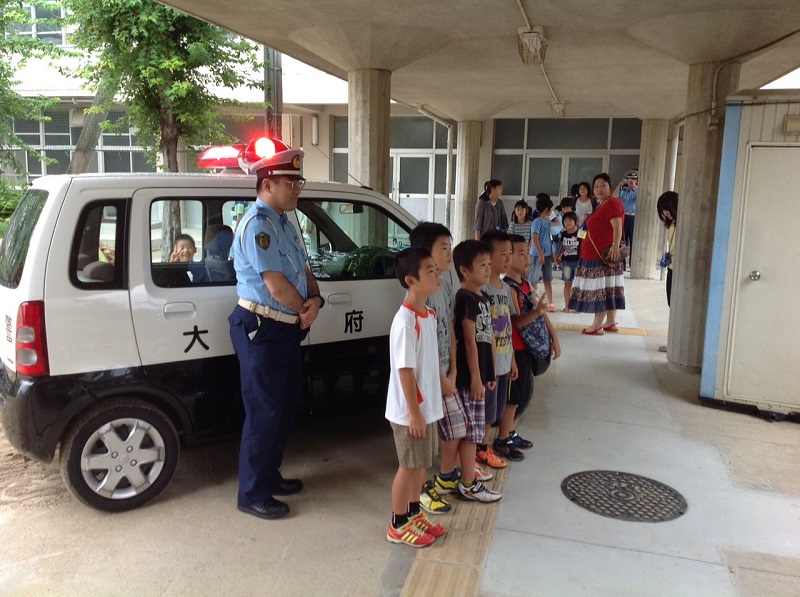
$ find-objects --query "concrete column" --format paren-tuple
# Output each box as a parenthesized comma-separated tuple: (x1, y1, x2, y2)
(347, 69, 391, 196)
(630, 119, 669, 279)
(668, 61, 740, 371)
(452, 121, 482, 242)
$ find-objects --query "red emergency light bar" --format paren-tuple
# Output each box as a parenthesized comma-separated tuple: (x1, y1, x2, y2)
(196, 144, 245, 170)
(196, 136, 292, 171)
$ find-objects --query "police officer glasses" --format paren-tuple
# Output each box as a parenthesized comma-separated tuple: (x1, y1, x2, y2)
(279, 177, 306, 191)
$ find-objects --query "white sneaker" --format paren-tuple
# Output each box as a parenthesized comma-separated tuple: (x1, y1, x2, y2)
(457, 480, 502, 503)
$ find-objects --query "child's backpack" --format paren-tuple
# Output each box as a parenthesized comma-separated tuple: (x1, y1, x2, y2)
(505, 278, 552, 371)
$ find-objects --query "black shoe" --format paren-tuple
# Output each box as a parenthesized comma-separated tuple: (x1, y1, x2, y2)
(273, 478, 304, 495)
(493, 437, 525, 462)
(238, 498, 290, 520)
(509, 429, 533, 450)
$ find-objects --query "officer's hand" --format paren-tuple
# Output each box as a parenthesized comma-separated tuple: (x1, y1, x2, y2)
(299, 298, 320, 329)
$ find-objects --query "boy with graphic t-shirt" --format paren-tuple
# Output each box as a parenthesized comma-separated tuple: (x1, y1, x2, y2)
(385, 248, 446, 548)
(556, 211, 581, 312)
(478, 231, 519, 465)
(451, 240, 502, 503)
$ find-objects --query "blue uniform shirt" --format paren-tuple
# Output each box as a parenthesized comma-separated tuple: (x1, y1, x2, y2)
(233, 198, 308, 314)
(619, 186, 637, 214)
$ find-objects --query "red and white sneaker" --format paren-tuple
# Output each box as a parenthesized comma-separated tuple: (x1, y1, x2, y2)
(410, 512, 447, 538)
(386, 520, 435, 548)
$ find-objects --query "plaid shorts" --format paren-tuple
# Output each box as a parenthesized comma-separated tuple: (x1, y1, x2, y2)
(458, 386, 486, 443)
(437, 393, 468, 442)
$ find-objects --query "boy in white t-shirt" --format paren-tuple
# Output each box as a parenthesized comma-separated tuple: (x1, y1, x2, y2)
(385, 248, 447, 548)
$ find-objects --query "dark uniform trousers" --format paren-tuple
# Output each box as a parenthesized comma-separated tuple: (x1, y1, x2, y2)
(229, 306, 305, 506)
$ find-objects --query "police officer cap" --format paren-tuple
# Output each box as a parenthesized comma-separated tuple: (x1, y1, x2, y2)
(243, 137, 304, 179)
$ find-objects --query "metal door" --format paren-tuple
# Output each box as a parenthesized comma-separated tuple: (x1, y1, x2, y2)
(724, 145, 800, 406)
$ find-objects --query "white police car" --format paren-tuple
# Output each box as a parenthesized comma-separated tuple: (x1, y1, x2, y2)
(0, 139, 416, 511)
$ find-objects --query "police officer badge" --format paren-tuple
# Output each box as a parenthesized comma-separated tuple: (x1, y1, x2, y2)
(256, 232, 271, 250)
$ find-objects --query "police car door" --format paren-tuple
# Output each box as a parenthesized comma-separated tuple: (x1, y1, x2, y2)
(128, 184, 249, 437)
(294, 185, 413, 395)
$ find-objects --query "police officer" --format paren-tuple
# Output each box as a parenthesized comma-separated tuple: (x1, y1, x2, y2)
(229, 141, 324, 520)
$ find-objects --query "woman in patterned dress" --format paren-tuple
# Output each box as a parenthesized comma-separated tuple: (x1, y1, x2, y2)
(568, 173, 625, 335)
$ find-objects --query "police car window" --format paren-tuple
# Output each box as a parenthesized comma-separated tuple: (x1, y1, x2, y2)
(150, 198, 239, 287)
(70, 201, 125, 289)
(296, 200, 411, 280)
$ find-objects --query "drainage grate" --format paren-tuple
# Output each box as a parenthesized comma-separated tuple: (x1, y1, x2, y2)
(561, 470, 687, 523)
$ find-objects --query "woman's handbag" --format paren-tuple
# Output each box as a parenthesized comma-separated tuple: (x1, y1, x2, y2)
(601, 243, 629, 266)
(588, 231, 628, 267)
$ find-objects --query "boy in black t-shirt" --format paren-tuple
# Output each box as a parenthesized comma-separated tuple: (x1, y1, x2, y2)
(451, 240, 502, 503)
(555, 211, 581, 312)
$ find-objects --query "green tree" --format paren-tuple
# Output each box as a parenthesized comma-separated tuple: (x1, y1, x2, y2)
(0, 1, 62, 228)
(65, 0, 266, 172)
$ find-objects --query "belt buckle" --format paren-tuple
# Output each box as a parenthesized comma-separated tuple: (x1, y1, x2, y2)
(246, 301, 258, 314)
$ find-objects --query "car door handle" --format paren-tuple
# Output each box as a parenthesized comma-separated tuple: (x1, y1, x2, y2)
(164, 302, 196, 316)
(327, 293, 352, 305)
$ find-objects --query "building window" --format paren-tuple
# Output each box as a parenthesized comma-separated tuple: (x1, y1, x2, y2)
(7, 3, 68, 46)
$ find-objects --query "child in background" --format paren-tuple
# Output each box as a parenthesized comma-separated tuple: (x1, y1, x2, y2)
(507, 199, 532, 245)
(385, 248, 446, 547)
(478, 231, 518, 466)
(499, 235, 561, 453)
(550, 207, 563, 272)
(451, 240, 502, 503)
(556, 212, 581, 312)
(530, 193, 556, 313)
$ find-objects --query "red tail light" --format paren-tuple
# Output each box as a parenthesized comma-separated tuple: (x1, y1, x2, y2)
(16, 301, 49, 376)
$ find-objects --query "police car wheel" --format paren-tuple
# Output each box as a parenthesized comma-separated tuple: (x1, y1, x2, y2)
(59, 400, 179, 512)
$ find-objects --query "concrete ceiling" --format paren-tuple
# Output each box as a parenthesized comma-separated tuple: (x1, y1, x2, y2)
(157, 0, 800, 122)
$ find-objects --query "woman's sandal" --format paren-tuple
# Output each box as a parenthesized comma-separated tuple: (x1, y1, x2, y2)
(602, 324, 619, 332)
(581, 328, 604, 335)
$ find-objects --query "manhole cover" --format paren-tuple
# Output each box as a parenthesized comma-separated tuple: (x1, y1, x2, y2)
(561, 470, 687, 523)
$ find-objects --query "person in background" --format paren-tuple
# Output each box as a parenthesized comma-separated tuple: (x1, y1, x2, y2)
(574, 181, 596, 226)
(614, 169, 638, 266)
(474, 179, 508, 240)
(550, 206, 563, 272)
(507, 199, 533, 245)
(656, 191, 678, 353)
(555, 211, 580, 312)
(568, 173, 625, 335)
(530, 193, 556, 313)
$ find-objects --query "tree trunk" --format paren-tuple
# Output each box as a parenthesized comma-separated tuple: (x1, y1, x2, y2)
(159, 107, 181, 259)
(67, 85, 115, 174)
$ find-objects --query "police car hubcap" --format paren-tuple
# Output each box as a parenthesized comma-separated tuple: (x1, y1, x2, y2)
(79, 418, 166, 500)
